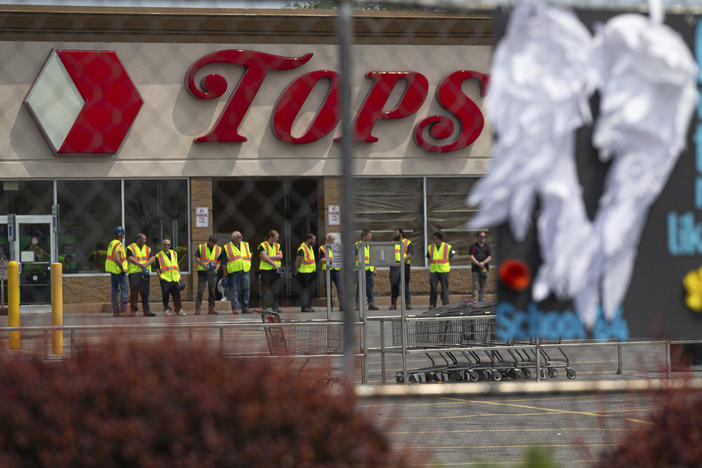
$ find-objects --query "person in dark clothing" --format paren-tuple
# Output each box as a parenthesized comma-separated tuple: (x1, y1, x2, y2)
(469, 231, 492, 301)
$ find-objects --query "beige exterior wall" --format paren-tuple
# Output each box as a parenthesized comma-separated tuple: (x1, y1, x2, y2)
(0, 41, 492, 179)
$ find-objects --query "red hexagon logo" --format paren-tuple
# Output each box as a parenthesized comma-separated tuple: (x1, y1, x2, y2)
(24, 49, 143, 155)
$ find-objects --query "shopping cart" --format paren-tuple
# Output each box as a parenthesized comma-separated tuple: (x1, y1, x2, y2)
(262, 310, 343, 356)
(392, 301, 575, 383)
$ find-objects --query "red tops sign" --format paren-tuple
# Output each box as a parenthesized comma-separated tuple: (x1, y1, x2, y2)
(185, 49, 488, 153)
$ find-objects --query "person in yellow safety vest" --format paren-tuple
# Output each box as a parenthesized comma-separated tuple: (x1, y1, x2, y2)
(355, 229, 379, 311)
(319, 233, 342, 310)
(105, 226, 129, 317)
(154, 238, 184, 316)
(390, 228, 413, 311)
(194, 233, 222, 315)
(126, 232, 155, 317)
(222, 230, 252, 314)
(296, 233, 317, 313)
(426, 231, 456, 309)
(258, 229, 283, 312)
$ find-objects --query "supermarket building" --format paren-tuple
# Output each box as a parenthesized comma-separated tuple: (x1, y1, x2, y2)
(0, 6, 493, 307)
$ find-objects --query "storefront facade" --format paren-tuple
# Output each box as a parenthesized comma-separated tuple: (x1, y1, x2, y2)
(0, 6, 493, 306)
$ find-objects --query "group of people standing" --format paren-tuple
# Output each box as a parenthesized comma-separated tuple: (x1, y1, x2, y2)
(105, 227, 185, 317)
(105, 226, 492, 317)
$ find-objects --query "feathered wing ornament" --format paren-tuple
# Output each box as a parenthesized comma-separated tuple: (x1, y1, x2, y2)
(575, 8, 697, 326)
(469, 0, 597, 303)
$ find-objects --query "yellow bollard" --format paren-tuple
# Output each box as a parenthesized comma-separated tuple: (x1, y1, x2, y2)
(8, 261, 19, 349)
(51, 263, 63, 355)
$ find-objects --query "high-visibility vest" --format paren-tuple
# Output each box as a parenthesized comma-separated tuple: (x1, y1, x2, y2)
(126, 243, 152, 274)
(105, 239, 127, 274)
(297, 242, 316, 273)
(224, 241, 251, 273)
(156, 250, 181, 282)
(394, 238, 412, 264)
(428, 242, 452, 273)
(197, 243, 222, 271)
(259, 241, 281, 271)
(319, 245, 340, 271)
(355, 241, 374, 272)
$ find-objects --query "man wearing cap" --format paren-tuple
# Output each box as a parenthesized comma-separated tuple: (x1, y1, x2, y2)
(126, 232, 155, 317)
(105, 226, 129, 317)
(222, 230, 252, 314)
(194, 233, 222, 315)
(426, 232, 456, 309)
(154, 238, 184, 316)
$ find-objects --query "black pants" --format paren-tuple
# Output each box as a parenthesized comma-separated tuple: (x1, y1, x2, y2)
(429, 272, 449, 307)
(260, 270, 280, 311)
(128, 273, 151, 314)
(196, 270, 217, 308)
(160, 280, 182, 312)
(297, 272, 315, 309)
(389, 264, 411, 305)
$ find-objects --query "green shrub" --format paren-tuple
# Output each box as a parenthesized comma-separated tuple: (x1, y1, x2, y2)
(597, 386, 702, 467)
(0, 338, 410, 467)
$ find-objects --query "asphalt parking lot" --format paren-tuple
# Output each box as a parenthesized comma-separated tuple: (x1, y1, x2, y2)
(1, 305, 675, 466)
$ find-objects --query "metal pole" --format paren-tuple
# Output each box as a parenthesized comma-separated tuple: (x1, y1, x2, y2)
(8, 260, 19, 349)
(400, 243, 408, 385)
(70, 328, 76, 357)
(338, 0, 357, 382)
(325, 244, 332, 321)
(665, 338, 671, 379)
(536, 338, 541, 382)
(51, 262, 63, 355)
(380, 319, 386, 384)
(360, 242, 368, 384)
(616, 340, 623, 375)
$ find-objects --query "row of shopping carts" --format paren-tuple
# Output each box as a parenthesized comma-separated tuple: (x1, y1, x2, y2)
(392, 301, 576, 384)
(259, 302, 576, 384)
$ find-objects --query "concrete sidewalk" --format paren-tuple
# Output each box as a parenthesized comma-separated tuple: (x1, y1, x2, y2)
(2, 293, 481, 316)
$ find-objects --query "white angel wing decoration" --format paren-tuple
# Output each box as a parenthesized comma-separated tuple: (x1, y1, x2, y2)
(575, 11, 697, 325)
(469, 0, 597, 305)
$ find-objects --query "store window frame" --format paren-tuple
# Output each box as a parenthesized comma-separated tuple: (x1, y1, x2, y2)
(1, 178, 191, 277)
(356, 175, 490, 269)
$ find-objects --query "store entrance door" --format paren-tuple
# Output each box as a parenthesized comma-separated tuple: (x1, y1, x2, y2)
(0, 215, 55, 304)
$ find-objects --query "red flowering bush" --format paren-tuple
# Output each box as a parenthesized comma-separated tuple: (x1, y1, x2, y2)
(597, 385, 702, 468)
(0, 338, 409, 467)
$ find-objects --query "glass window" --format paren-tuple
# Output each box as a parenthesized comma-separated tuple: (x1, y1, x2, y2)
(124, 179, 189, 271)
(354, 177, 424, 254)
(0, 181, 53, 215)
(57, 180, 121, 273)
(0, 222, 7, 261)
(426, 177, 495, 266)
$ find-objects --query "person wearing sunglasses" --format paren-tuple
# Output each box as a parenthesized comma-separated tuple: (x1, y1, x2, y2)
(469, 231, 492, 302)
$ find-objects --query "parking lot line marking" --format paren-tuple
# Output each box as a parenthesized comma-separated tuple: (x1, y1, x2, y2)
(441, 397, 605, 417)
(391, 411, 585, 420)
(387, 427, 628, 435)
(399, 443, 617, 449)
(439, 397, 655, 424)
(409, 460, 595, 466)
